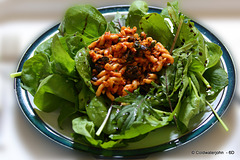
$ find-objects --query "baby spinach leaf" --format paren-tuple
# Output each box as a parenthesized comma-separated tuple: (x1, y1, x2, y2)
(75, 47, 95, 92)
(51, 35, 78, 78)
(21, 53, 52, 95)
(126, 0, 148, 29)
(58, 105, 77, 129)
(86, 96, 116, 135)
(73, 116, 125, 149)
(78, 82, 95, 111)
(73, 132, 126, 149)
(204, 62, 228, 102)
(34, 37, 53, 58)
(177, 80, 206, 132)
(161, 1, 180, 28)
(86, 96, 109, 128)
(72, 116, 96, 138)
(205, 42, 223, 69)
(59, 4, 107, 39)
(34, 74, 77, 112)
(58, 32, 89, 59)
(139, 13, 174, 49)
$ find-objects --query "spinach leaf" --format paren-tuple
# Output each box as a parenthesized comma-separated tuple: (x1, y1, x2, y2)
(51, 35, 78, 78)
(75, 47, 95, 92)
(86, 96, 109, 128)
(139, 13, 174, 49)
(59, 32, 89, 59)
(72, 117, 125, 149)
(72, 116, 96, 138)
(78, 82, 95, 111)
(34, 37, 53, 58)
(161, 1, 180, 28)
(58, 105, 77, 129)
(21, 53, 52, 95)
(204, 62, 228, 102)
(59, 4, 107, 39)
(126, 0, 148, 29)
(205, 42, 223, 69)
(34, 74, 77, 112)
(86, 96, 116, 135)
(177, 80, 206, 132)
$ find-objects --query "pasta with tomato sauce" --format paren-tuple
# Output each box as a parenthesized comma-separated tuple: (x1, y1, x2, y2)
(88, 26, 174, 101)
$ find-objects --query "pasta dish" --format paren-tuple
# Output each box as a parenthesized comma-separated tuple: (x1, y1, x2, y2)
(89, 26, 174, 101)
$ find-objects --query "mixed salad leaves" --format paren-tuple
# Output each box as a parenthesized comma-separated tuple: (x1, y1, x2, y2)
(11, 0, 229, 149)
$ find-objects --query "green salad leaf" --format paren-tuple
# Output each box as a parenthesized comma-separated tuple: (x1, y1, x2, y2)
(139, 13, 174, 49)
(34, 37, 53, 58)
(51, 35, 78, 78)
(75, 47, 95, 93)
(204, 61, 229, 102)
(58, 105, 77, 129)
(177, 80, 206, 132)
(21, 53, 52, 95)
(126, 0, 148, 30)
(34, 74, 77, 112)
(59, 4, 107, 39)
(72, 117, 125, 149)
(205, 42, 223, 69)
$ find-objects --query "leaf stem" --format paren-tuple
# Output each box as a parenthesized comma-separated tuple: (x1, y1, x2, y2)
(10, 72, 22, 78)
(169, 17, 184, 54)
(96, 105, 113, 136)
(206, 101, 229, 131)
(190, 78, 199, 98)
(197, 72, 211, 89)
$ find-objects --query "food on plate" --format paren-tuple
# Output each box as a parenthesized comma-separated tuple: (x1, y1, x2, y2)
(89, 26, 173, 101)
(11, 0, 229, 149)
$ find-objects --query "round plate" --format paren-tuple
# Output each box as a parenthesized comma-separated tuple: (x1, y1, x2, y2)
(14, 5, 236, 158)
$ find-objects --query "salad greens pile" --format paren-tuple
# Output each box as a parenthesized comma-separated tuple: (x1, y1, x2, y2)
(11, 0, 229, 149)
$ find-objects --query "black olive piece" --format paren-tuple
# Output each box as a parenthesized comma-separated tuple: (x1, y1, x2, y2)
(128, 36, 135, 42)
(140, 45, 148, 50)
(123, 65, 140, 81)
(96, 56, 109, 64)
(91, 77, 98, 81)
(134, 41, 140, 48)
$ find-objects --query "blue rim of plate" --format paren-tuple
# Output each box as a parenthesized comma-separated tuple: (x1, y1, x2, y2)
(14, 5, 236, 158)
